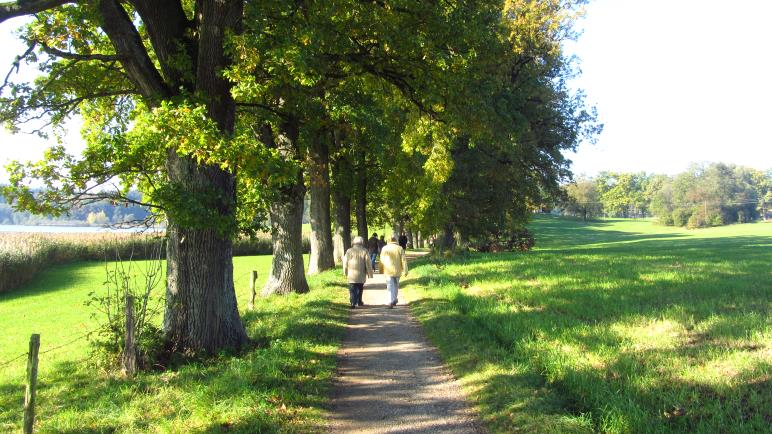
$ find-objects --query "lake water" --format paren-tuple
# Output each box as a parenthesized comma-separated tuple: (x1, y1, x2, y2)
(0, 224, 164, 233)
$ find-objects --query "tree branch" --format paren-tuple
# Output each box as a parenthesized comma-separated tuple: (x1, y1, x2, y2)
(97, 0, 169, 100)
(1, 39, 35, 91)
(129, 0, 195, 90)
(0, 0, 72, 23)
(36, 39, 121, 62)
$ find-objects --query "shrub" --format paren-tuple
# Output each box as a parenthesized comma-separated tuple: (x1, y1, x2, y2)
(86, 242, 166, 373)
(671, 208, 691, 227)
(657, 214, 675, 226)
(473, 229, 535, 252)
(709, 212, 724, 226)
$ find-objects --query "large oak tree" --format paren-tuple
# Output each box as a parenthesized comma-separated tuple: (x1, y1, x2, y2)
(1, 0, 248, 353)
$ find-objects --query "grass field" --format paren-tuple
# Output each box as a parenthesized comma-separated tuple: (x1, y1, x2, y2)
(0, 254, 348, 433)
(404, 216, 771, 433)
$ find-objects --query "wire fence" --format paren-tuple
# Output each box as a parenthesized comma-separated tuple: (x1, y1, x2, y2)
(0, 329, 95, 373)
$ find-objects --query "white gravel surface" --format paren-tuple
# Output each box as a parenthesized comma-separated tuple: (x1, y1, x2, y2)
(328, 257, 484, 433)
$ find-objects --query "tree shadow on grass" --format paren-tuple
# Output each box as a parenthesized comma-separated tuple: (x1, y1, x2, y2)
(0, 261, 102, 303)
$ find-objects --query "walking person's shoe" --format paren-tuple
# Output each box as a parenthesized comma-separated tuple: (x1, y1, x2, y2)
(350, 304, 356, 309)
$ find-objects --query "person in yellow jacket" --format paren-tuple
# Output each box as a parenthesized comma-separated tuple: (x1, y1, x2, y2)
(379, 236, 408, 308)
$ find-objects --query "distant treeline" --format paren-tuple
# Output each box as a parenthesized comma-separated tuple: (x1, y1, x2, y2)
(0, 190, 152, 226)
(559, 163, 771, 228)
(0, 189, 312, 226)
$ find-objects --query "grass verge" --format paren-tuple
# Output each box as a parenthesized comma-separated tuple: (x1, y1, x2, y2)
(403, 216, 771, 433)
(0, 255, 348, 433)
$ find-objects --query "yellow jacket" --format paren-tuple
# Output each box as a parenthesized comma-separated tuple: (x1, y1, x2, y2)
(380, 241, 407, 277)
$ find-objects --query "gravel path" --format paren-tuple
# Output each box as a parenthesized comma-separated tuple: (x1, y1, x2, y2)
(328, 254, 483, 433)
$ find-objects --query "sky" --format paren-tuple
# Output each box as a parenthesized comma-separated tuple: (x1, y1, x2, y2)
(0, 0, 771, 182)
(563, 0, 772, 177)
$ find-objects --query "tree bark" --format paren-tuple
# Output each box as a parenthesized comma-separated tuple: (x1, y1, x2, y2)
(262, 119, 309, 295)
(0, 0, 71, 23)
(162, 0, 248, 353)
(332, 193, 351, 264)
(406, 228, 414, 249)
(98, 0, 170, 98)
(263, 174, 309, 295)
(331, 151, 352, 265)
(439, 224, 455, 251)
(355, 149, 368, 238)
(164, 152, 247, 352)
(307, 130, 335, 274)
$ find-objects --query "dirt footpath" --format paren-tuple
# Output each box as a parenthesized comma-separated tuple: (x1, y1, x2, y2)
(327, 253, 482, 433)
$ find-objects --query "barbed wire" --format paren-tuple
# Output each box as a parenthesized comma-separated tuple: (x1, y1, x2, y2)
(39, 330, 94, 356)
(0, 352, 27, 369)
(0, 328, 96, 372)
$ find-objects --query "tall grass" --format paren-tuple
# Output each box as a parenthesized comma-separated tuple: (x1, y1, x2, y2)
(0, 231, 309, 293)
(405, 216, 771, 433)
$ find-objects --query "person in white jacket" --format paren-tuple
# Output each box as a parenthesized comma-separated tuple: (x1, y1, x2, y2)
(379, 237, 408, 308)
(343, 236, 373, 308)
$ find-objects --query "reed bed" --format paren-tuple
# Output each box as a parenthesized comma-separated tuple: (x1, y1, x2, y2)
(0, 231, 308, 293)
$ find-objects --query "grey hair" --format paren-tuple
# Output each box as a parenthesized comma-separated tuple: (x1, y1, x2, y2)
(352, 236, 365, 246)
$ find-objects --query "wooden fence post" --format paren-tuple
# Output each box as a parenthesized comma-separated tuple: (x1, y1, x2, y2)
(23, 333, 40, 434)
(123, 296, 136, 377)
(248, 271, 258, 310)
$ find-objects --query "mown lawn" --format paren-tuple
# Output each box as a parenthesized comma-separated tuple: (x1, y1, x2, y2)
(404, 216, 771, 433)
(0, 254, 348, 433)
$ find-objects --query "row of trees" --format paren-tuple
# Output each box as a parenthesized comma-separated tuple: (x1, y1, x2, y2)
(561, 163, 771, 227)
(0, 0, 596, 355)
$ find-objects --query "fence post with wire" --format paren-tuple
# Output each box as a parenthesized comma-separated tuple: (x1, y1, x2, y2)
(23, 333, 40, 434)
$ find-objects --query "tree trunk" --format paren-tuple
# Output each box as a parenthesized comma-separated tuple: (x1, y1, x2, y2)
(332, 198, 351, 265)
(406, 228, 414, 249)
(438, 224, 455, 251)
(162, 0, 247, 353)
(263, 175, 309, 295)
(262, 119, 309, 295)
(307, 131, 335, 274)
(332, 182, 352, 265)
(165, 155, 248, 352)
(355, 149, 368, 238)
(394, 220, 404, 240)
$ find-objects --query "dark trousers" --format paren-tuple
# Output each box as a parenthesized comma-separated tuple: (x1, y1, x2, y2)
(348, 282, 364, 306)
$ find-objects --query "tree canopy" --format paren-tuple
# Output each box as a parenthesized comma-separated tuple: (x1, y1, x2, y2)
(0, 0, 600, 352)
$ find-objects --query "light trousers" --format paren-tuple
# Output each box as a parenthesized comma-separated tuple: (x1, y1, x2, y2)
(386, 276, 400, 305)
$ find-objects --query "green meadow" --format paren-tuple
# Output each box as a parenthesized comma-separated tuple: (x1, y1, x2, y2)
(1, 216, 770, 432)
(405, 216, 771, 433)
(0, 254, 348, 433)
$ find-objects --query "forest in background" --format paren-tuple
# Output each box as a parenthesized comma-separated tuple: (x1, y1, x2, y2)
(0, 190, 150, 226)
(0, 190, 311, 227)
(560, 162, 771, 228)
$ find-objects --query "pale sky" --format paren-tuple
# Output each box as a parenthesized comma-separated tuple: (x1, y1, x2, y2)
(1, 1, 771, 182)
(564, 0, 772, 177)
